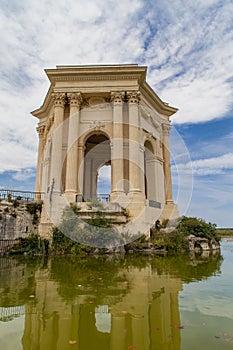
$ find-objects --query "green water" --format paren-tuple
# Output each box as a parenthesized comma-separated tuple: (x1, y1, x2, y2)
(0, 241, 233, 350)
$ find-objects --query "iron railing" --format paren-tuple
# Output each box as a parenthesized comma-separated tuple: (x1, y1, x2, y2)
(97, 194, 110, 202)
(0, 239, 20, 253)
(0, 189, 41, 201)
(82, 194, 110, 203)
(0, 189, 110, 203)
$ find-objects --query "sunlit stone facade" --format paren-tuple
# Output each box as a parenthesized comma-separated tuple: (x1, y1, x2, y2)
(32, 64, 179, 236)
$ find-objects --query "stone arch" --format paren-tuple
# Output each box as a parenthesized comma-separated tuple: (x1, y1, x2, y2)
(80, 128, 111, 147)
(83, 133, 111, 201)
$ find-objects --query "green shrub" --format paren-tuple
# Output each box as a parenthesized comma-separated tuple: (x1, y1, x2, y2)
(177, 216, 219, 241)
(9, 234, 43, 255)
(26, 202, 43, 225)
(86, 211, 112, 228)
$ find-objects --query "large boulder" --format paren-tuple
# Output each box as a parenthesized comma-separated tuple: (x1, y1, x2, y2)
(187, 234, 220, 252)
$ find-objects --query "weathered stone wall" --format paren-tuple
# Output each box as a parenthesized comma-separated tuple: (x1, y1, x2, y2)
(0, 200, 39, 239)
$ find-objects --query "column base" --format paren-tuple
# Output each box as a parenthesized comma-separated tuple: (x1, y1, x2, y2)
(64, 191, 77, 204)
(125, 191, 146, 220)
(160, 202, 179, 222)
(110, 190, 125, 201)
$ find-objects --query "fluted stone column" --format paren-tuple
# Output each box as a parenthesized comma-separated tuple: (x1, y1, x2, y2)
(50, 92, 65, 194)
(65, 92, 82, 203)
(35, 125, 45, 200)
(128, 91, 142, 193)
(154, 156, 165, 203)
(162, 124, 173, 203)
(145, 156, 157, 201)
(110, 91, 125, 201)
(83, 158, 92, 201)
(77, 142, 85, 201)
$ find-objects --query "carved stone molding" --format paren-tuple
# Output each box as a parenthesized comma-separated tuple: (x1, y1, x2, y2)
(78, 142, 85, 149)
(140, 106, 161, 131)
(67, 92, 82, 108)
(51, 92, 66, 107)
(127, 91, 141, 104)
(111, 91, 125, 104)
(89, 120, 105, 130)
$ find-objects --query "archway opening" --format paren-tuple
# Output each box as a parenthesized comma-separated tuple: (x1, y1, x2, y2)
(97, 164, 111, 202)
(83, 134, 111, 202)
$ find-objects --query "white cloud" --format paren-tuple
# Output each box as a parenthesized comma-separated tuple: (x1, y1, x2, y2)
(145, 0, 233, 123)
(174, 152, 233, 176)
(11, 168, 35, 181)
(98, 165, 111, 183)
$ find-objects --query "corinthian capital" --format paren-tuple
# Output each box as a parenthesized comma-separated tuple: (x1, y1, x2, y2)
(37, 125, 45, 137)
(67, 92, 83, 108)
(111, 91, 125, 104)
(162, 123, 171, 135)
(51, 92, 66, 107)
(127, 91, 141, 104)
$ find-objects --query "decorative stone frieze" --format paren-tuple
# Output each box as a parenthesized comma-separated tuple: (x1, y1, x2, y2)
(89, 120, 105, 130)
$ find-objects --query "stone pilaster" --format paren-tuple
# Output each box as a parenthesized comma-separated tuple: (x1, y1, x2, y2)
(162, 124, 173, 203)
(50, 92, 65, 194)
(35, 125, 45, 200)
(77, 142, 85, 201)
(127, 91, 141, 193)
(65, 92, 82, 203)
(110, 91, 125, 201)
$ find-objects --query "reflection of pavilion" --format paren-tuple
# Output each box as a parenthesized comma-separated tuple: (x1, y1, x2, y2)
(22, 263, 182, 350)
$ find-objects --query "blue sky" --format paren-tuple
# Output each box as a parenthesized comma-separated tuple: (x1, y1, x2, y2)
(0, 0, 232, 227)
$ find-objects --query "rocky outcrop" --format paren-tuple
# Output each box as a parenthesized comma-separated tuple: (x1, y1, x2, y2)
(187, 234, 220, 252)
(0, 200, 40, 239)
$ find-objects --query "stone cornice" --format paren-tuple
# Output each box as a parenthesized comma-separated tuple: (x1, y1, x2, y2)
(31, 64, 178, 120)
(140, 81, 178, 117)
(45, 64, 147, 84)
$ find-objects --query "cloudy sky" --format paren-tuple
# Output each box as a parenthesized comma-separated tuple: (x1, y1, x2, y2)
(0, 0, 232, 227)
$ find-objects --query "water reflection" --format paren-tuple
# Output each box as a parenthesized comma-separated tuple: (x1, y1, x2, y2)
(0, 251, 222, 350)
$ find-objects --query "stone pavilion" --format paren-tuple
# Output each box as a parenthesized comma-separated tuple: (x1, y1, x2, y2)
(32, 64, 179, 238)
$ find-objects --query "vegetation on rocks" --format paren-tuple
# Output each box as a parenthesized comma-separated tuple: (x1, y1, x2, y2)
(8, 234, 49, 255)
(26, 201, 43, 225)
(147, 216, 220, 253)
(4, 215, 222, 256)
